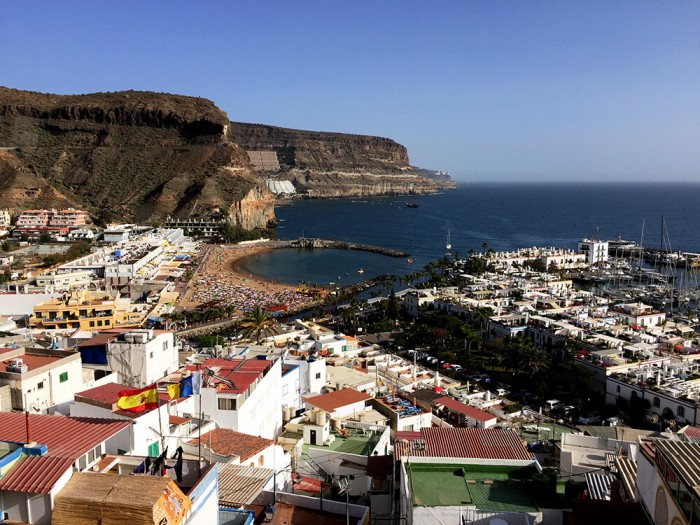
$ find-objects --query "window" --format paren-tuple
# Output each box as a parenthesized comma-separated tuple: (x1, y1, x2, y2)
(150, 351, 154, 359)
(653, 397, 660, 408)
(315, 373, 321, 380)
(90, 321, 95, 327)
(37, 381, 44, 390)
(218, 398, 237, 411)
(163, 341, 168, 351)
(59, 372, 68, 383)
(282, 384, 289, 395)
(677, 406, 685, 418)
(148, 441, 159, 457)
(616, 385, 621, 393)
(97, 320, 102, 326)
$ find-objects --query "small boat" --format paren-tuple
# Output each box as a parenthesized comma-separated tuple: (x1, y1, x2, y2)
(358, 268, 365, 274)
(406, 202, 419, 208)
(407, 259, 413, 264)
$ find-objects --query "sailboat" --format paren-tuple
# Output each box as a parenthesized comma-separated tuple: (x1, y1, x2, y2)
(445, 230, 452, 257)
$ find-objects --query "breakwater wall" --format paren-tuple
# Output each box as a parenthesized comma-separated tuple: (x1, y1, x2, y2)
(291, 237, 409, 258)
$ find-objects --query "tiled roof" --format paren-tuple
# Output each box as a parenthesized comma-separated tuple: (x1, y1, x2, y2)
(187, 428, 273, 461)
(303, 388, 372, 413)
(394, 428, 531, 461)
(0, 412, 131, 462)
(0, 455, 74, 494)
(75, 382, 130, 405)
(75, 382, 171, 418)
(435, 396, 496, 422)
(169, 415, 190, 426)
(218, 464, 274, 507)
(1, 353, 62, 372)
(202, 358, 272, 394)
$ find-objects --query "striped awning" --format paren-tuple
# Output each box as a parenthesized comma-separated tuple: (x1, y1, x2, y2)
(585, 472, 615, 501)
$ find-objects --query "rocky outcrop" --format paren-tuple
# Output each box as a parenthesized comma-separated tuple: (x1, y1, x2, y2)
(228, 184, 276, 230)
(0, 87, 272, 225)
(229, 122, 454, 197)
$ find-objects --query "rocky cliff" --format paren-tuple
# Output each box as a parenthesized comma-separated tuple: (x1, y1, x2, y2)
(0, 87, 274, 229)
(0, 87, 451, 228)
(229, 122, 454, 197)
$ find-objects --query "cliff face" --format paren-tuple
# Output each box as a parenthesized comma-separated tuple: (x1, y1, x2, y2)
(0, 87, 452, 229)
(229, 122, 454, 197)
(0, 87, 273, 228)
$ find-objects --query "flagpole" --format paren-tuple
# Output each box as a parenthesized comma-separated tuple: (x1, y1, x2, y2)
(156, 380, 165, 453)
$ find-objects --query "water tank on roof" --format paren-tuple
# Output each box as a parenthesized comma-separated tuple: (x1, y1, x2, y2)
(316, 410, 327, 426)
(124, 334, 136, 343)
(134, 333, 148, 344)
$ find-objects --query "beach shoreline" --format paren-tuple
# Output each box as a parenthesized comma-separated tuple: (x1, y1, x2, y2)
(179, 242, 314, 311)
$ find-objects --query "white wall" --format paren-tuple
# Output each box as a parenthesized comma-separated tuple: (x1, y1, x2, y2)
(201, 359, 282, 440)
(70, 401, 166, 456)
(107, 331, 177, 388)
(281, 365, 302, 411)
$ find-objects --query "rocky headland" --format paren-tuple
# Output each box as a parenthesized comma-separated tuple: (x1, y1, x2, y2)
(0, 87, 452, 227)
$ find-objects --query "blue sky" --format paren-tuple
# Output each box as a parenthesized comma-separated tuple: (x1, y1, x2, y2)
(2, 1, 699, 182)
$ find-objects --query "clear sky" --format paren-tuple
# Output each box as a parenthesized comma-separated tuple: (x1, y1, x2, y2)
(2, 1, 699, 182)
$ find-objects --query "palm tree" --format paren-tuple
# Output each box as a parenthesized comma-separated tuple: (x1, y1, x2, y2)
(237, 308, 278, 343)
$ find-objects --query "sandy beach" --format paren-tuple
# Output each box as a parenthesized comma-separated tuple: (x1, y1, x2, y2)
(179, 241, 317, 312)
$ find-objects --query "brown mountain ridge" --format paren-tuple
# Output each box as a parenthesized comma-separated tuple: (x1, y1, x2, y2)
(0, 87, 451, 227)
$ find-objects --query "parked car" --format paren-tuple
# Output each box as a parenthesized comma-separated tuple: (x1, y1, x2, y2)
(440, 362, 453, 369)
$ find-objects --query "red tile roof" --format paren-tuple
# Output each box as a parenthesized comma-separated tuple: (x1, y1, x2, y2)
(75, 382, 129, 405)
(0, 412, 131, 462)
(187, 428, 273, 461)
(1, 353, 62, 372)
(169, 415, 190, 426)
(303, 388, 372, 413)
(75, 382, 174, 418)
(201, 358, 272, 394)
(435, 396, 497, 422)
(394, 428, 531, 461)
(0, 455, 74, 494)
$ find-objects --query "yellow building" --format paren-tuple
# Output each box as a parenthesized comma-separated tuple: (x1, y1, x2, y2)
(29, 290, 145, 330)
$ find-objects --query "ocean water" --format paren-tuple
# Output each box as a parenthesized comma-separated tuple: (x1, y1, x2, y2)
(237, 183, 700, 286)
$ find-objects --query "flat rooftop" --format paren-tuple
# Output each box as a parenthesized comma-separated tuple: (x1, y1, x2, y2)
(407, 463, 540, 513)
(306, 430, 381, 456)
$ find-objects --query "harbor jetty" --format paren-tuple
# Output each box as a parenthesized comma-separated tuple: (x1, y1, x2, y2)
(292, 237, 409, 258)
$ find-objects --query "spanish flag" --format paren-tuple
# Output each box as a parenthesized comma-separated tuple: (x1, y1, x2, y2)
(117, 385, 159, 412)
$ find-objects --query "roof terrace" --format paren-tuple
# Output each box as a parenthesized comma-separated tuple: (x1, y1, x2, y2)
(406, 462, 540, 513)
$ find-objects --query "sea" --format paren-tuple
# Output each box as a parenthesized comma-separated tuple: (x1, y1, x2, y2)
(236, 183, 700, 287)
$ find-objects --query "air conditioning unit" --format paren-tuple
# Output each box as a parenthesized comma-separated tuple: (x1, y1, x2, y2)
(6, 358, 28, 373)
(134, 333, 148, 344)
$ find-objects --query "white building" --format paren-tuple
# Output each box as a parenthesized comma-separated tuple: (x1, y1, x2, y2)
(35, 269, 93, 291)
(0, 347, 83, 413)
(70, 382, 172, 457)
(198, 357, 283, 440)
(0, 209, 10, 227)
(0, 412, 132, 525)
(578, 239, 609, 265)
(104, 329, 178, 388)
